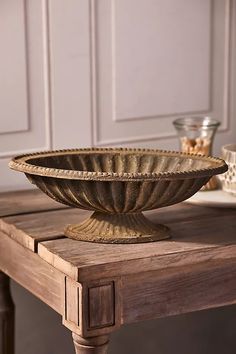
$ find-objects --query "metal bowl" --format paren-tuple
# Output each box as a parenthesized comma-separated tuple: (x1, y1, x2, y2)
(9, 147, 227, 243)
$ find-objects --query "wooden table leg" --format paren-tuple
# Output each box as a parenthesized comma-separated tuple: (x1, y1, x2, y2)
(0, 272, 14, 354)
(72, 333, 109, 354)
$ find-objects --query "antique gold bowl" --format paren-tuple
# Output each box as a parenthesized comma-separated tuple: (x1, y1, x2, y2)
(9, 148, 227, 243)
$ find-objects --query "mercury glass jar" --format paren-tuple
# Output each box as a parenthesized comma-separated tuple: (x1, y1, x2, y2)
(173, 116, 220, 190)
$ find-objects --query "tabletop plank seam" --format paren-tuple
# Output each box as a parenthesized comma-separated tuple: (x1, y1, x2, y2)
(34, 235, 66, 253)
(0, 206, 69, 219)
(0, 220, 67, 253)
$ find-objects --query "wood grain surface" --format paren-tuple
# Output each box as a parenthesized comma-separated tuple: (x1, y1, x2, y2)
(1, 189, 236, 341)
(37, 212, 236, 281)
(0, 208, 89, 251)
(122, 258, 236, 323)
(0, 189, 66, 217)
(72, 333, 109, 354)
(0, 231, 65, 314)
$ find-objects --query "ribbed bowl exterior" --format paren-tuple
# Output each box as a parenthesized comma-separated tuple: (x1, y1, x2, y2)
(9, 148, 227, 242)
(29, 174, 209, 213)
(10, 147, 227, 214)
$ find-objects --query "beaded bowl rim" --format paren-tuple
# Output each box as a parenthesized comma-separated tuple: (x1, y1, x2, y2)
(9, 147, 228, 182)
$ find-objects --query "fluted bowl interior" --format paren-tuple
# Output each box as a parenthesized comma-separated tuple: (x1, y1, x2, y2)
(25, 151, 217, 175)
(9, 148, 227, 214)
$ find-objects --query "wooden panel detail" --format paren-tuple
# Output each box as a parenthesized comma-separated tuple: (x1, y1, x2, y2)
(65, 281, 116, 330)
(122, 259, 236, 324)
(0, 231, 65, 314)
(64, 278, 121, 337)
(88, 282, 115, 329)
(65, 277, 80, 326)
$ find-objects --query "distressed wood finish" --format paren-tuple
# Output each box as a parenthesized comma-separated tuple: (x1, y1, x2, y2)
(0, 189, 66, 217)
(0, 272, 14, 354)
(72, 333, 109, 354)
(65, 277, 80, 326)
(146, 201, 236, 223)
(122, 258, 236, 324)
(64, 278, 121, 338)
(38, 212, 236, 281)
(1, 189, 236, 352)
(1, 194, 235, 253)
(0, 231, 64, 314)
(88, 283, 115, 329)
(0, 208, 89, 252)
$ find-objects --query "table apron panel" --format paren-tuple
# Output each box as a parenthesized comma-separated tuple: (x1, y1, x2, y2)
(0, 231, 65, 315)
(121, 258, 236, 324)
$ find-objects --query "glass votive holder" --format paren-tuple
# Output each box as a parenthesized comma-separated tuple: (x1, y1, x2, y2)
(173, 116, 220, 190)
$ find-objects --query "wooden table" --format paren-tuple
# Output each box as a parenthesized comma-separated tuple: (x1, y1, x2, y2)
(1, 189, 236, 354)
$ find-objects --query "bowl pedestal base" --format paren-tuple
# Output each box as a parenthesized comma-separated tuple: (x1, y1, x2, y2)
(65, 211, 170, 244)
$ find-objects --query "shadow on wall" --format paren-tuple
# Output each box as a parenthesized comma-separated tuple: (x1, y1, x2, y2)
(12, 280, 236, 354)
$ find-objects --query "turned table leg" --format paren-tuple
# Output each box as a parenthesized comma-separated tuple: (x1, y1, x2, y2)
(72, 333, 109, 354)
(0, 272, 14, 354)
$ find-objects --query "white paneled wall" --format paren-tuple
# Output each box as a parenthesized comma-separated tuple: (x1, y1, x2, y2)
(0, 0, 236, 190)
(0, 0, 52, 189)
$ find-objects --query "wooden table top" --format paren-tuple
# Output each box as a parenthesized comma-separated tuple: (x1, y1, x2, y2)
(1, 188, 236, 339)
(1, 189, 236, 283)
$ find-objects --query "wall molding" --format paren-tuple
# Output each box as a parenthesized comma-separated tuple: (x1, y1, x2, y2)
(0, 0, 53, 159)
(0, 0, 30, 136)
(42, 0, 53, 151)
(91, 0, 231, 147)
(111, 0, 213, 123)
(221, 0, 231, 132)
(90, 0, 98, 149)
